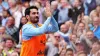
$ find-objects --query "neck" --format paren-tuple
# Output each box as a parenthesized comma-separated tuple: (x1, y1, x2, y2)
(29, 21, 38, 24)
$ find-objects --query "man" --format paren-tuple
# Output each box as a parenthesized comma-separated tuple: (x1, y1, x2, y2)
(66, 48, 74, 56)
(68, 0, 84, 24)
(58, 0, 71, 27)
(20, 2, 59, 56)
(5, 16, 18, 43)
(80, 30, 98, 54)
(58, 24, 71, 44)
(2, 38, 15, 56)
(90, 17, 100, 40)
(51, 1, 59, 22)
(46, 33, 60, 56)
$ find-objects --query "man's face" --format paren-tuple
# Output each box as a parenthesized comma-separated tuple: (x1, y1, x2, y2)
(71, 35, 77, 42)
(29, 9, 39, 23)
(54, 34, 60, 42)
(86, 31, 94, 40)
(61, 0, 68, 7)
(0, 27, 5, 34)
(3, 11, 8, 18)
(7, 17, 15, 26)
(60, 25, 69, 33)
(73, 0, 81, 7)
(93, 18, 99, 26)
(66, 51, 73, 56)
(21, 17, 28, 25)
(92, 42, 100, 51)
(5, 40, 14, 48)
(78, 23, 85, 30)
(76, 44, 84, 52)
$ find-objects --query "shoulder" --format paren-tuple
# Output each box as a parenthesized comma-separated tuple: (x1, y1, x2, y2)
(22, 24, 32, 30)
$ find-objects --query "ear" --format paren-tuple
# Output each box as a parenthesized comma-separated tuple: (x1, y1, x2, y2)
(26, 15, 30, 21)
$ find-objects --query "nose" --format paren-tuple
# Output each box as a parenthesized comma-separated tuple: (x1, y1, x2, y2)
(35, 12, 39, 17)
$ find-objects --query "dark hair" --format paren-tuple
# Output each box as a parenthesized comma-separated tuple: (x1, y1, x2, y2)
(3, 10, 11, 16)
(93, 41, 100, 45)
(8, 16, 15, 21)
(66, 48, 73, 53)
(5, 38, 15, 44)
(19, 16, 28, 30)
(25, 6, 38, 16)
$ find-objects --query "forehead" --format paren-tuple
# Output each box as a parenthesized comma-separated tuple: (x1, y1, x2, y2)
(79, 23, 84, 26)
(87, 31, 93, 34)
(6, 40, 13, 42)
(60, 25, 67, 28)
(61, 0, 67, 2)
(54, 33, 60, 36)
(8, 17, 14, 20)
(30, 9, 38, 13)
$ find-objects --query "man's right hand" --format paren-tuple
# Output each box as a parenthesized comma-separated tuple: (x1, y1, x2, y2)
(44, 1, 52, 17)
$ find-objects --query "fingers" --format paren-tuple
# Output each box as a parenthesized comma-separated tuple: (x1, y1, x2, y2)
(44, 1, 52, 17)
(45, 1, 51, 12)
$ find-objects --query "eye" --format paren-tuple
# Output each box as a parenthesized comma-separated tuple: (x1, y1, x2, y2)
(32, 12, 39, 14)
(32, 12, 36, 14)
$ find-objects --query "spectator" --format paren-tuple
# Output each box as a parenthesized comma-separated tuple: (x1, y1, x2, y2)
(76, 22, 86, 38)
(75, 40, 85, 55)
(68, 0, 84, 24)
(46, 33, 60, 56)
(2, 10, 11, 26)
(0, 0, 9, 15)
(18, 16, 28, 44)
(8, 0, 23, 28)
(0, 26, 6, 35)
(66, 48, 74, 56)
(84, 0, 96, 15)
(58, 0, 71, 27)
(80, 30, 99, 54)
(89, 41, 100, 56)
(59, 48, 67, 56)
(89, 17, 100, 40)
(2, 38, 15, 56)
(19, 16, 28, 31)
(22, 1, 30, 16)
(89, 9, 98, 20)
(51, 1, 59, 23)
(70, 34, 78, 53)
(58, 24, 70, 44)
(5, 16, 19, 43)
(32, 1, 45, 24)
(0, 26, 12, 42)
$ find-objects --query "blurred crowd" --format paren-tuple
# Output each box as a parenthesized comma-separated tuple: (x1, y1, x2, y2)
(0, 0, 100, 56)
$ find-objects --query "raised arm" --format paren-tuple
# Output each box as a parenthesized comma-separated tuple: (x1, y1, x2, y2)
(45, 1, 59, 33)
(22, 17, 51, 40)
(47, 16, 59, 33)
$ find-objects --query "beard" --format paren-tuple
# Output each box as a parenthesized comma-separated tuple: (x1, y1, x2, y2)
(31, 16, 39, 23)
(34, 18, 39, 23)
